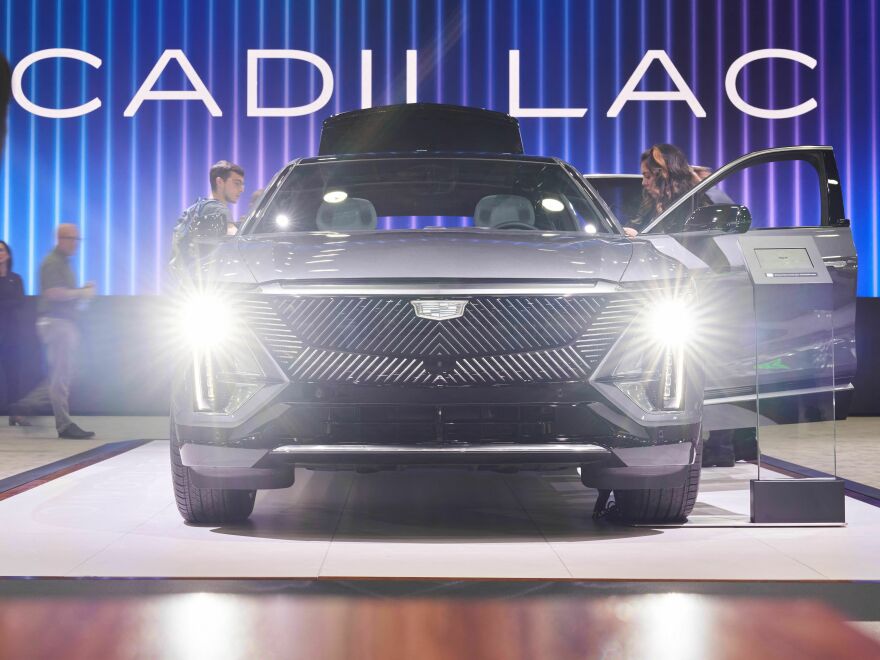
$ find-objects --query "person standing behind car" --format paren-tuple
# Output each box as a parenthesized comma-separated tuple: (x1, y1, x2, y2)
(170, 160, 245, 271)
(0, 240, 26, 426)
(11, 225, 96, 438)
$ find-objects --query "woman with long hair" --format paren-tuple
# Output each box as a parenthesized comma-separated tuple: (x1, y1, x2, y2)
(630, 143, 710, 232)
(0, 240, 27, 425)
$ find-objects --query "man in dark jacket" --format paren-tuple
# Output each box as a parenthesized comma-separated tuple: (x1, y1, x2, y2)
(170, 161, 245, 271)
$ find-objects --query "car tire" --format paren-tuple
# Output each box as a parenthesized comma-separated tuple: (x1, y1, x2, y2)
(611, 440, 703, 524)
(170, 427, 256, 524)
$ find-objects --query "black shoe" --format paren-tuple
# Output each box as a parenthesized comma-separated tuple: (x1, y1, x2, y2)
(58, 423, 95, 439)
(8, 415, 32, 427)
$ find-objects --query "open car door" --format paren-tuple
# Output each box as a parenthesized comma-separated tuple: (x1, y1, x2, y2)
(638, 146, 857, 429)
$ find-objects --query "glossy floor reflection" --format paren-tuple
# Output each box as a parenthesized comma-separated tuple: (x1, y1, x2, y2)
(0, 440, 879, 579)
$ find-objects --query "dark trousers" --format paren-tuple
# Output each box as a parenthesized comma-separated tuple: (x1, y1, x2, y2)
(0, 326, 20, 406)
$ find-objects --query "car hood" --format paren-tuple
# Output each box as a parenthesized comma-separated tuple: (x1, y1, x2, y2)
(216, 231, 637, 284)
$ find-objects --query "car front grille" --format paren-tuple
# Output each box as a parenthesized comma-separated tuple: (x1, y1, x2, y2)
(239, 293, 641, 386)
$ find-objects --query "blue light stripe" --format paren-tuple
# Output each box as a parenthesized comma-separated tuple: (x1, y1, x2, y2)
(436, 0, 443, 102)
(639, 0, 646, 158)
(872, 0, 878, 296)
(258, 0, 265, 185)
(309, 0, 316, 155)
(538, 0, 544, 155)
(129, 0, 138, 294)
(819, 0, 826, 144)
(27, 0, 35, 292)
(233, 0, 240, 165)
(690, 0, 697, 161)
(741, 0, 749, 208)
(844, 0, 853, 219)
(283, 0, 290, 162)
(562, 0, 569, 163)
(335, 0, 341, 114)
(385, 0, 391, 104)
(614, 0, 621, 172)
(768, 0, 775, 227)
(207, 0, 214, 166)
(715, 0, 722, 169)
(104, 0, 112, 292)
(154, 0, 163, 293)
(53, 0, 61, 234)
(588, 0, 595, 171)
(461, 0, 468, 106)
(79, 0, 89, 286)
(664, 0, 671, 141)
(486, 0, 493, 109)
(2, 0, 10, 244)
(794, 0, 801, 227)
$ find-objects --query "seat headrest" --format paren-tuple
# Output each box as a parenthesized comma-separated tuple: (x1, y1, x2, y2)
(316, 198, 378, 231)
(474, 195, 535, 228)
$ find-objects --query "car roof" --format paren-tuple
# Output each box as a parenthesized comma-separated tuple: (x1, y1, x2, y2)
(298, 152, 559, 166)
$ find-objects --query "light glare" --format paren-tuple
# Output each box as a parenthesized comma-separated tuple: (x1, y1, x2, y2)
(181, 294, 231, 348)
(648, 298, 695, 346)
(541, 197, 565, 212)
(323, 190, 348, 204)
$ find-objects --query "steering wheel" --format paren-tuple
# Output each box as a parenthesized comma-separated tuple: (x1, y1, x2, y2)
(491, 221, 537, 231)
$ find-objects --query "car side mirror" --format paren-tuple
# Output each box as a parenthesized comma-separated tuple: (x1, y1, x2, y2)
(684, 204, 752, 234)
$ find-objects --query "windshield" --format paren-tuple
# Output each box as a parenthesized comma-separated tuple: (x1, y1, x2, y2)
(249, 157, 616, 234)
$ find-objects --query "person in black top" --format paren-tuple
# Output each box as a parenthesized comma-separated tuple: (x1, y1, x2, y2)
(0, 240, 25, 425)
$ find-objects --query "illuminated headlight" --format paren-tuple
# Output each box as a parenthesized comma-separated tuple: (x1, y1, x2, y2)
(176, 291, 268, 414)
(607, 293, 698, 412)
(646, 297, 695, 347)
(180, 293, 232, 349)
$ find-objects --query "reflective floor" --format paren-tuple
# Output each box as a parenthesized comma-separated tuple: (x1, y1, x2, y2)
(0, 433, 878, 579)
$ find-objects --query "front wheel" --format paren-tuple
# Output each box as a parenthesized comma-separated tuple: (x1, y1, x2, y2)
(611, 440, 703, 524)
(170, 427, 256, 524)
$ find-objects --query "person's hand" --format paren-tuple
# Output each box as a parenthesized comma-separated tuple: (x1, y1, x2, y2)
(623, 227, 638, 238)
(80, 282, 96, 300)
(226, 222, 239, 236)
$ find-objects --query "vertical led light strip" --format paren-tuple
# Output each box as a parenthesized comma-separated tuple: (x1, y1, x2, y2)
(283, 0, 290, 163)
(793, 0, 801, 227)
(486, 0, 493, 110)
(104, 0, 113, 292)
(232, 0, 240, 166)
(2, 0, 10, 244)
(715, 0, 723, 170)
(180, 0, 189, 229)
(258, 0, 265, 186)
(741, 0, 749, 208)
(537, 0, 544, 155)
(308, 0, 316, 155)
(872, 0, 878, 296)
(411, 0, 418, 229)
(27, 0, 35, 292)
(613, 0, 621, 172)
(639, 0, 646, 157)
(664, 0, 671, 141)
(689, 0, 697, 161)
(844, 0, 853, 219)
(207, 0, 214, 167)
(384, 0, 391, 104)
(819, 0, 826, 145)
(562, 0, 569, 163)
(588, 0, 595, 171)
(767, 0, 775, 227)
(436, 0, 443, 103)
(78, 0, 88, 286)
(335, 0, 342, 115)
(129, 0, 138, 294)
(461, 0, 468, 106)
(53, 0, 61, 233)
(154, 0, 164, 293)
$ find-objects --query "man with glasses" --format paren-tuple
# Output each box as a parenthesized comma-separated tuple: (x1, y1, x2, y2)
(11, 224, 96, 438)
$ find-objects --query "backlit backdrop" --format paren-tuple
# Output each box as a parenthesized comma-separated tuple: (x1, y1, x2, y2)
(1, 0, 878, 295)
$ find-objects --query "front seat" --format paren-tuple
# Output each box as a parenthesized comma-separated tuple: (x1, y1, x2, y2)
(316, 198, 378, 231)
(474, 194, 535, 228)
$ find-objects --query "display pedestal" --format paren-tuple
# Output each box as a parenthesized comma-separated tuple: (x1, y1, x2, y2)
(750, 477, 845, 523)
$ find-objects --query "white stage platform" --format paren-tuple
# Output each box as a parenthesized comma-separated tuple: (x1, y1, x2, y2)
(1, 440, 878, 579)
